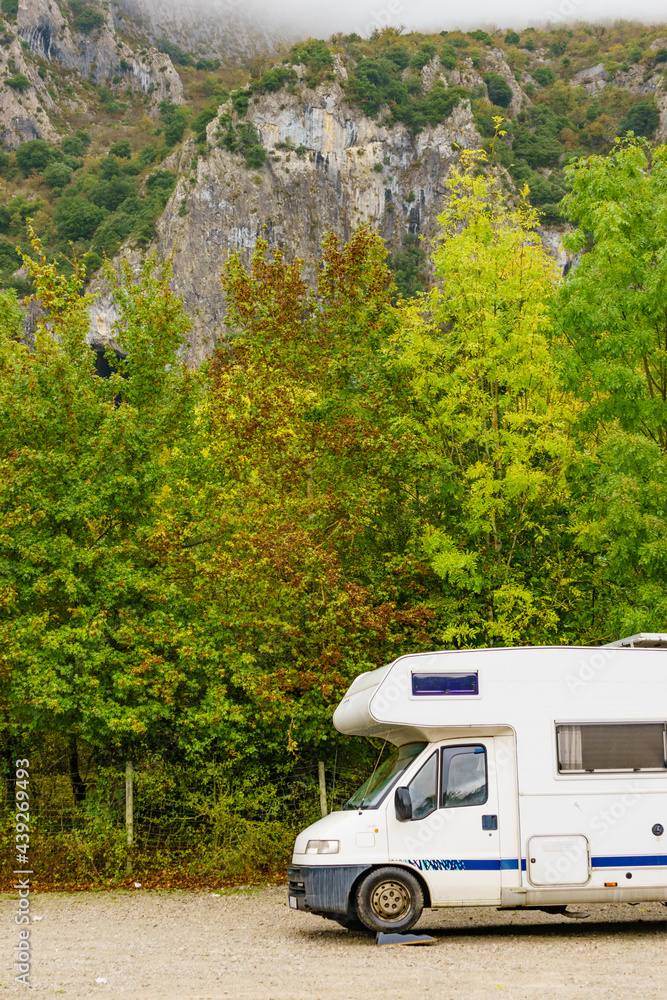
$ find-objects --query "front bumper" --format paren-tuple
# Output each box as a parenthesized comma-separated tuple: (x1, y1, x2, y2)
(287, 864, 371, 915)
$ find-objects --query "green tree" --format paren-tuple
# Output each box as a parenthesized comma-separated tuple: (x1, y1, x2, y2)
(557, 138, 667, 632)
(484, 73, 513, 108)
(42, 161, 73, 190)
(0, 234, 200, 775)
(16, 139, 55, 174)
(54, 196, 107, 241)
(617, 100, 660, 138)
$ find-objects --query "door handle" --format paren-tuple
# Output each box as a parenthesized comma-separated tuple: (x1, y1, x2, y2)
(482, 814, 498, 831)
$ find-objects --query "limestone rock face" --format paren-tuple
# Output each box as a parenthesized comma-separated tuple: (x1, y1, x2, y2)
(148, 85, 482, 366)
(0, 0, 183, 146)
(18, 0, 183, 94)
(0, 33, 58, 148)
(111, 0, 285, 61)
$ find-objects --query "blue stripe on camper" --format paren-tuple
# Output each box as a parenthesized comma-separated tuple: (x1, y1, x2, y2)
(592, 854, 667, 868)
(406, 859, 521, 872)
(407, 855, 667, 874)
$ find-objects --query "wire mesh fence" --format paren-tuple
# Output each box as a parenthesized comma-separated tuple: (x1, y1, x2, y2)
(0, 736, 385, 887)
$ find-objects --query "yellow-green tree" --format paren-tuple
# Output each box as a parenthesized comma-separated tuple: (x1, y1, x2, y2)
(393, 152, 588, 645)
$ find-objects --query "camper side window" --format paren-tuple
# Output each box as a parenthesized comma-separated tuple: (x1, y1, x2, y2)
(556, 722, 667, 773)
(407, 753, 438, 820)
(441, 746, 488, 808)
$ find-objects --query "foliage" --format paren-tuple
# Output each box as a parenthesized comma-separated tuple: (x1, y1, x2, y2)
(62, 129, 91, 157)
(346, 55, 468, 130)
(16, 140, 55, 174)
(217, 116, 266, 168)
(557, 137, 667, 627)
(43, 161, 73, 190)
(484, 73, 513, 108)
(159, 101, 189, 147)
(69, 0, 104, 34)
(395, 152, 582, 646)
(533, 65, 556, 86)
(617, 100, 660, 138)
(109, 139, 132, 159)
(6, 72, 30, 91)
(1, 0, 18, 19)
(390, 234, 427, 300)
(156, 38, 194, 67)
(0, 233, 199, 751)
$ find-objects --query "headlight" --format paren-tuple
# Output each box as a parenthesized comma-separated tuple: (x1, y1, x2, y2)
(305, 839, 339, 855)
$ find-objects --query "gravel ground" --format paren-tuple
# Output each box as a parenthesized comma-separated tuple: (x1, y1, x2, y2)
(2, 887, 666, 999)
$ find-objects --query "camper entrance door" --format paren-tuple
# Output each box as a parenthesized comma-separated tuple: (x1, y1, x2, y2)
(387, 738, 504, 905)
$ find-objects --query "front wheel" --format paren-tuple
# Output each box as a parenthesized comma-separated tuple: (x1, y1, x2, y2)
(355, 867, 424, 933)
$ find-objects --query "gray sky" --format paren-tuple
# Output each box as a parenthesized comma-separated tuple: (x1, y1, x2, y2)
(248, 0, 667, 39)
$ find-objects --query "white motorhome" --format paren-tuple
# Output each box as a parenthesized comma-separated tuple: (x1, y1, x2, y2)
(288, 637, 667, 932)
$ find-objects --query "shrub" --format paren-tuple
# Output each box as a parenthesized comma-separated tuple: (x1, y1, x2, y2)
(55, 196, 106, 240)
(440, 44, 457, 70)
(62, 129, 91, 156)
(70, 2, 105, 34)
(617, 100, 660, 138)
(137, 144, 161, 167)
(109, 139, 131, 158)
(92, 212, 135, 255)
(89, 176, 136, 212)
(6, 73, 31, 91)
(83, 250, 103, 273)
(504, 31, 520, 46)
(533, 65, 556, 87)
(42, 161, 73, 189)
(384, 45, 410, 71)
(16, 139, 55, 173)
(468, 29, 493, 46)
(409, 43, 437, 70)
(156, 38, 194, 67)
(1, 0, 18, 19)
(254, 66, 298, 94)
(0, 235, 18, 272)
(654, 48, 667, 64)
(159, 101, 189, 147)
(231, 90, 250, 116)
(0, 205, 10, 233)
(484, 73, 513, 108)
(145, 170, 176, 207)
(390, 233, 426, 300)
(192, 104, 218, 143)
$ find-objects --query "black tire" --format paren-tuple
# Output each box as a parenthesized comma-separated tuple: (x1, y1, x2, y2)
(334, 912, 368, 932)
(355, 867, 424, 933)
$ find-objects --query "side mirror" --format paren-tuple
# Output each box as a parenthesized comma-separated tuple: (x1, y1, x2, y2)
(395, 786, 412, 822)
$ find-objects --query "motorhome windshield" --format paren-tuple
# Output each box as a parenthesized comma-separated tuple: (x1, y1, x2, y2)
(343, 742, 426, 810)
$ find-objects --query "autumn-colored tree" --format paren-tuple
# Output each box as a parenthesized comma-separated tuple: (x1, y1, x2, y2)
(154, 227, 438, 759)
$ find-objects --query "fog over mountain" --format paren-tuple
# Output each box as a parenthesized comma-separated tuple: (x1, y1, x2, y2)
(202, 0, 667, 40)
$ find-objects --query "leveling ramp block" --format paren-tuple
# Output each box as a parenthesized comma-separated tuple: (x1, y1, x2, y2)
(376, 931, 436, 946)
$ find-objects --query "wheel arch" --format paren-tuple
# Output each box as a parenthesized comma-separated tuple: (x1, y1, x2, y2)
(350, 863, 432, 910)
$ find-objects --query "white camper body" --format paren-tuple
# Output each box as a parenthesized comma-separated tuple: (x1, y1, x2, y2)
(288, 639, 667, 932)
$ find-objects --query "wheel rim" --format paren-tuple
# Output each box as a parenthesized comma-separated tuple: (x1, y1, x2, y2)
(370, 879, 411, 922)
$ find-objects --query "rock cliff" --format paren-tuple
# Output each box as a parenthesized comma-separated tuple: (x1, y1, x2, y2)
(143, 85, 481, 365)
